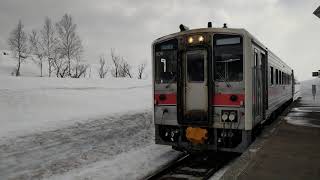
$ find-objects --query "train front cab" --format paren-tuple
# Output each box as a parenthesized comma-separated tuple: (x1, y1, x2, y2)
(153, 29, 270, 153)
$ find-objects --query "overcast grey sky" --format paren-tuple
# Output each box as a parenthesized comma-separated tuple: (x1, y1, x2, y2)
(0, 0, 319, 80)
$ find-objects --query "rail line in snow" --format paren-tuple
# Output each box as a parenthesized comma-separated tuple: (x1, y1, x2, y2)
(143, 152, 238, 180)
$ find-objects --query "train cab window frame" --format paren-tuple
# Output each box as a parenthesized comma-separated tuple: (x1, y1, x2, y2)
(154, 39, 178, 84)
(213, 34, 243, 82)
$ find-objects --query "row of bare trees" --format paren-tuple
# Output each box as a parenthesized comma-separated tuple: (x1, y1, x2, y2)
(98, 49, 146, 79)
(8, 14, 86, 77)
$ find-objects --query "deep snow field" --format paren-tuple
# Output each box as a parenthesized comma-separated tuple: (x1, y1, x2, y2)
(0, 51, 181, 179)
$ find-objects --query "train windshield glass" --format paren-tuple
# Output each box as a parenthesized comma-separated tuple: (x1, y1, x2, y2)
(214, 34, 243, 82)
(154, 39, 178, 83)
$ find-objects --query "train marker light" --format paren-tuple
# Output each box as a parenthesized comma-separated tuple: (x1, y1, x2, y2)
(188, 37, 194, 44)
(198, 35, 204, 42)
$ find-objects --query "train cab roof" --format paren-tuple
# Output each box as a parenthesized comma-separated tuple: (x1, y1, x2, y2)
(152, 27, 249, 44)
(152, 25, 292, 73)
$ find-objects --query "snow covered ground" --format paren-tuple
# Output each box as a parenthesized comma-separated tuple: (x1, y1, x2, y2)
(0, 51, 181, 180)
(0, 110, 179, 179)
(0, 76, 152, 140)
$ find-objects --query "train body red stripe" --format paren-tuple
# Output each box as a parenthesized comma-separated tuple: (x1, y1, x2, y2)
(154, 93, 244, 106)
(212, 93, 245, 106)
(154, 93, 176, 105)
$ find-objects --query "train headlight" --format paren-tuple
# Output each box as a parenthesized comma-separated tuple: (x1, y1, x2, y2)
(188, 37, 194, 44)
(229, 112, 236, 121)
(198, 35, 204, 42)
(221, 112, 229, 121)
(221, 110, 238, 122)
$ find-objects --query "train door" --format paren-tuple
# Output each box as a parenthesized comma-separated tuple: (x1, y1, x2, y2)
(184, 50, 208, 123)
(253, 49, 263, 122)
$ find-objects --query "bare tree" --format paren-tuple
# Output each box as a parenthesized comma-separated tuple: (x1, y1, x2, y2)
(56, 14, 83, 77)
(54, 58, 68, 78)
(137, 62, 146, 79)
(73, 55, 88, 78)
(119, 58, 132, 78)
(41, 17, 57, 77)
(50, 47, 67, 78)
(29, 30, 45, 77)
(110, 49, 133, 78)
(110, 49, 121, 77)
(8, 20, 28, 76)
(98, 56, 108, 78)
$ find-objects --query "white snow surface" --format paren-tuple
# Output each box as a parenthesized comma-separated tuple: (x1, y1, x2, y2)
(0, 76, 152, 140)
(48, 144, 180, 180)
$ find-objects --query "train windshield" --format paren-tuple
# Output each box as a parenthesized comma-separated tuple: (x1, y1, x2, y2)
(154, 39, 178, 83)
(214, 34, 243, 82)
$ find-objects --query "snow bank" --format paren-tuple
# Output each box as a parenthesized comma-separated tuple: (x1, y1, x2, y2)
(48, 144, 181, 180)
(0, 76, 152, 140)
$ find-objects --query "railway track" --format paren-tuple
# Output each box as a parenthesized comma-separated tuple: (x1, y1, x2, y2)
(144, 152, 238, 180)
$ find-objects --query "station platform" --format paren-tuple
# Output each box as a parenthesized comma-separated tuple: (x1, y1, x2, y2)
(221, 83, 320, 180)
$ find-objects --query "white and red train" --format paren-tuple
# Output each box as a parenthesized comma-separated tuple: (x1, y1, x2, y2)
(152, 23, 295, 153)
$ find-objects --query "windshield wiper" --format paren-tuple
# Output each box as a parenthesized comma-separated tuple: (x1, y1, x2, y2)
(216, 72, 232, 88)
(165, 74, 177, 88)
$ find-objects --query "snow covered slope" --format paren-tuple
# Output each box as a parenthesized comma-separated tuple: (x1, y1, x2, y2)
(0, 76, 151, 140)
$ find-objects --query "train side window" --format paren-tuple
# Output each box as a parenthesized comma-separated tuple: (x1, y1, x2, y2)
(270, 66, 274, 85)
(275, 69, 278, 84)
(288, 74, 291, 84)
(285, 74, 287, 84)
(284, 74, 286, 84)
(289, 75, 291, 84)
(279, 70, 282, 84)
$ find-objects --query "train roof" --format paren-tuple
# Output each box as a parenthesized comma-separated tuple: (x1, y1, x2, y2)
(153, 27, 292, 71)
(153, 27, 248, 44)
